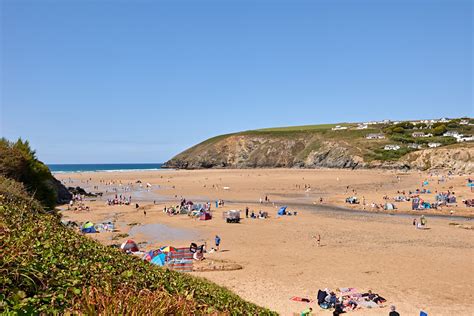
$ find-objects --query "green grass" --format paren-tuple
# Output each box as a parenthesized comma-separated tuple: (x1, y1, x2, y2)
(255, 123, 345, 132)
(0, 176, 275, 315)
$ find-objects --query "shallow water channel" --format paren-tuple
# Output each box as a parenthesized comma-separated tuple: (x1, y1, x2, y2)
(128, 223, 199, 243)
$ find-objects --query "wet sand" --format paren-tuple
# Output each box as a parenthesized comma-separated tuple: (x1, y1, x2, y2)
(57, 169, 474, 315)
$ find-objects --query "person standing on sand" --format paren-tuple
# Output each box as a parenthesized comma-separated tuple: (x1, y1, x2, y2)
(215, 235, 221, 251)
(389, 305, 400, 316)
(300, 307, 312, 316)
(143, 209, 146, 217)
(245, 206, 249, 218)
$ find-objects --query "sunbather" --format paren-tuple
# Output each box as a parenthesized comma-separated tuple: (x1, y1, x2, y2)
(325, 292, 337, 307)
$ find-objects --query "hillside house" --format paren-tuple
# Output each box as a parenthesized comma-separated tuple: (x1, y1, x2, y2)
(408, 143, 422, 149)
(366, 133, 385, 139)
(428, 142, 442, 148)
(331, 125, 348, 131)
(384, 145, 400, 151)
(443, 131, 461, 138)
(356, 124, 368, 129)
(412, 132, 432, 138)
(457, 135, 474, 142)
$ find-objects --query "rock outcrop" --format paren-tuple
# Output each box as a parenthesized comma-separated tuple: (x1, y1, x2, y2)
(164, 131, 474, 173)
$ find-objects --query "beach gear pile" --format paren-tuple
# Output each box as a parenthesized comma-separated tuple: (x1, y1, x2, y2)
(223, 210, 241, 223)
(316, 288, 386, 312)
(81, 221, 96, 233)
(143, 245, 196, 272)
(435, 192, 456, 204)
(345, 197, 359, 204)
(277, 206, 297, 216)
(411, 197, 437, 210)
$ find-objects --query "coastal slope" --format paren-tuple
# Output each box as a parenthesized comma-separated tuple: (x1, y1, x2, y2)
(164, 120, 474, 173)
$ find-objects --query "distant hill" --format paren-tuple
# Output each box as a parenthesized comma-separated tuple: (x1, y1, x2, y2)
(164, 118, 474, 173)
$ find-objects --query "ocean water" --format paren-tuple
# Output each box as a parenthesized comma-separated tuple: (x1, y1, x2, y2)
(48, 163, 164, 173)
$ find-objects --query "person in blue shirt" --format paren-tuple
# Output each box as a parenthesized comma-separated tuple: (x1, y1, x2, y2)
(215, 235, 221, 251)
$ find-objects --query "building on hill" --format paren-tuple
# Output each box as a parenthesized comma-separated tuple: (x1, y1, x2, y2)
(460, 119, 469, 125)
(443, 131, 461, 138)
(331, 125, 348, 131)
(356, 123, 368, 129)
(366, 133, 385, 139)
(384, 144, 400, 151)
(412, 132, 432, 138)
(457, 135, 474, 142)
(428, 142, 442, 148)
(408, 143, 423, 149)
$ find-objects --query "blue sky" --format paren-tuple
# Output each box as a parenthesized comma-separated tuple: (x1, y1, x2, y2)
(1, 0, 472, 163)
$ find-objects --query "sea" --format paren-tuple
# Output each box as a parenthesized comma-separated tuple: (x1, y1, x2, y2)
(48, 163, 164, 173)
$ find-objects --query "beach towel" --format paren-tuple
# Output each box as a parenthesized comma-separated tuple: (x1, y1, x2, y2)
(290, 297, 313, 303)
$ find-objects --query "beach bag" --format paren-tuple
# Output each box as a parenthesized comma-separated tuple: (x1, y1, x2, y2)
(317, 290, 327, 304)
(319, 302, 330, 309)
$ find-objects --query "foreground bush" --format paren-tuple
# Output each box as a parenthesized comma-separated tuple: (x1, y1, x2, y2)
(0, 177, 275, 315)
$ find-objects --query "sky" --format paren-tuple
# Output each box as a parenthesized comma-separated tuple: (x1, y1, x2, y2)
(0, 0, 472, 163)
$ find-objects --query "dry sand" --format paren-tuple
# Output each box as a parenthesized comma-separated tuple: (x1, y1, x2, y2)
(56, 169, 474, 315)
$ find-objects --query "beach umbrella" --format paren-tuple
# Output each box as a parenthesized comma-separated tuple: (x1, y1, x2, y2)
(160, 246, 177, 253)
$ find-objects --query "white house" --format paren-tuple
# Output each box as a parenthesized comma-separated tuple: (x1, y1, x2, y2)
(366, 133, 385, 139)
(457, 135, 474, 142)
(384, 145, 400, 151)
(439, 118, 449, 123)
(356, 124, 368, 130)
(460, 120, 469, 125)
(331, 125, 348, 131)
(412, 132, 432, 138)
(428, 142, 442, 148)
(408, 143, 422, 149)
(443, 131, 461, 137)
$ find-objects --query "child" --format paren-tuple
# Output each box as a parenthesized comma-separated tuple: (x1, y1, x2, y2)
(215, 235, 221, 251)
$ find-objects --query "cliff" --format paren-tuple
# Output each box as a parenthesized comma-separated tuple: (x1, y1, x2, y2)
(164, 122, 474, 173)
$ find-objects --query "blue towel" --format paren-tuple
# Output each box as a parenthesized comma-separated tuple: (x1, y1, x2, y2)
(420, 311, 428, 316)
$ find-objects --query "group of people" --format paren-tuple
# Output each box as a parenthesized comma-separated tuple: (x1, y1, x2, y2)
(106, 194, 132, 206)
(245, 206, 268, 219)
(413, 215, 427, 229)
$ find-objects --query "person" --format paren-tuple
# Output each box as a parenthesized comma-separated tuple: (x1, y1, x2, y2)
(413, 218, 417, 227)
(143, 209, 146, 217)
(420, 215, 427, 226)
(135, 203, 139, 209)
(389, 305, 400, 316)
(215, 235, 221, 251)
(325, 292, 337, 308)
(300, 307, 312, 316)
(333, 304, 345, 315)
(245, 206, 249, 218)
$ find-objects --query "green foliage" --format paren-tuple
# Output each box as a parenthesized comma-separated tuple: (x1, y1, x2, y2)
(394, 122, 414, 129)
(0, 138, 57, 209)
(432, 124, 447, 136)
(367, 147, 414, 161)
(0, 176, 275, 315)
(446, 119, 460, 128)
(389, 134, 415, 144)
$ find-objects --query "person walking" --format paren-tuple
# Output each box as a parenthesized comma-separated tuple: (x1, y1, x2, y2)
(215, 235, 221, 251)
(245, 207, 249, 218)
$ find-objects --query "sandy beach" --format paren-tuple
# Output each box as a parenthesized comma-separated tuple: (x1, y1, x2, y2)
(56, 169, 474, 315)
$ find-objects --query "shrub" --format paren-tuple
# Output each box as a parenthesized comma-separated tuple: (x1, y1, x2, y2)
(432, 125, 447, 136)
(0, 138, 57, 209)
